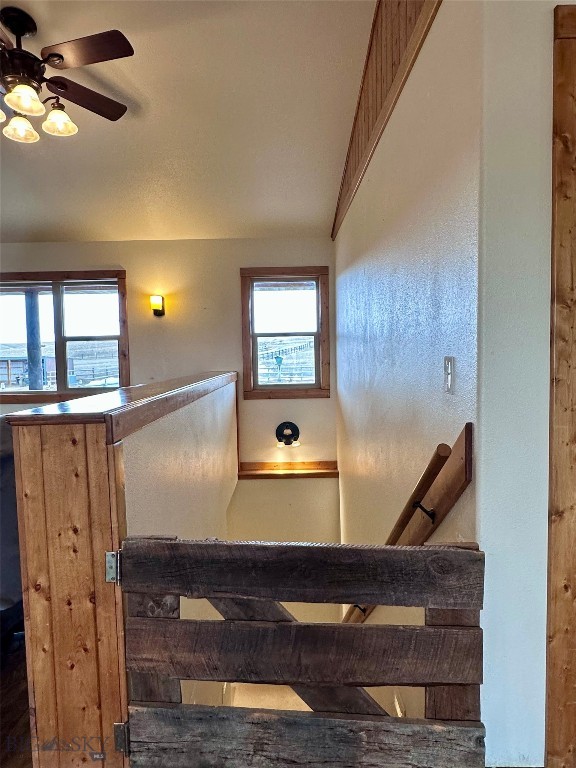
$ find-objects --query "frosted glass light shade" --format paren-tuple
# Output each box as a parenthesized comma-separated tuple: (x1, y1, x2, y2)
(42, 106, 78, 137)
(0, 109, 6, 123)
(3, 115, 40, 143)
(4, 84, 46, 116)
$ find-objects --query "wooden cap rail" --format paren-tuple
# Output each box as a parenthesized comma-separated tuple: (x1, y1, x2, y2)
(344, 422, 473, 623)
(119, 537, 484, 609)
(4, 371, 237, 444)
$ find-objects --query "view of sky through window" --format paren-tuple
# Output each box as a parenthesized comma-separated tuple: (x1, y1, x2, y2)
(253, 280, 317, 334)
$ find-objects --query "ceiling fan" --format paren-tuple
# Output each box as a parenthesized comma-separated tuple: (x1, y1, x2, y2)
(0, 5, 134, 142)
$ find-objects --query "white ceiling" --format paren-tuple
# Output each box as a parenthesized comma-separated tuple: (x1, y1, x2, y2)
(0, 0, 374, 243)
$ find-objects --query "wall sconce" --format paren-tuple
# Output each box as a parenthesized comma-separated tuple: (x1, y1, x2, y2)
(276, 421, 300, 447)
(150, 295, 165, 317)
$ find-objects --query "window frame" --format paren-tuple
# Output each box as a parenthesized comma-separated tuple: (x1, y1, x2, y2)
(0, 270, 130, 404)
(240, 266, 330, 399)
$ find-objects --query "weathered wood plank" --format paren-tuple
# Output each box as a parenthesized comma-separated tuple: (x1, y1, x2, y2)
(548, 19, 576, 765)
(126, 618, 482, 686)
(209, 597, 389, 716)
(128, 704, 486, 767)
(120, 538, 484, 609)
(425, 608, 481, 721)
(126, 594, 181, 705)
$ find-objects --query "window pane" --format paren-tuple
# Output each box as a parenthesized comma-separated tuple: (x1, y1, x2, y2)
(0, 289, 55, 391)
(63, 285, 120, 337)
(256, 336, 316, 386)
(253, 280, 317, 334)
(67, 339, 119, 388)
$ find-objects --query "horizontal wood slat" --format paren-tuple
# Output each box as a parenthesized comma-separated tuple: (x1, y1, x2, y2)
(125, 618, 482, 686)
(332, 0, 443, 238)
(128, 704, 486, 767)
(209, 596, 389, 716)
(120, 538, 484, 609)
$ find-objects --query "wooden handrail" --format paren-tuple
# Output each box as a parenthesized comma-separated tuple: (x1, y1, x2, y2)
(386, 443, 451, 545)
(4, 371, 237, 444)
(343, 423, 473, 624)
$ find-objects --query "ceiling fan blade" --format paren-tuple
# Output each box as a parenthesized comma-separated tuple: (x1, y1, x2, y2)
(45, 77, 127, 121)
(41, 30, 133, 69)
(0, 26, 14, 50)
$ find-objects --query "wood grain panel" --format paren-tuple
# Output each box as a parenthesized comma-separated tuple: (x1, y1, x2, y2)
(120, 538, 484, 609)
(126, 618, 482, 686)
(85, 424, 125, 767)
(209, 596, 388, 716)
(41, 424, 102, 767)
(127, 704, 486, 767)
(332, 0, 442, 238)
(12, 426, 59, 768)
(548, 10, 576, 764)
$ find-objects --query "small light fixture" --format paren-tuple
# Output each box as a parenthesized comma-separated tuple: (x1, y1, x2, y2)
(3, 114, 40, 144)
(42, 100, 78, 137)
(0, 109, 6, 123)
(276, 421, 300, 447)
(150, 295, 165, 317)
(4, 84, 46, 117)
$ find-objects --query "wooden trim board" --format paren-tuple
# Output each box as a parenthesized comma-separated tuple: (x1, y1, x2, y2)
(331, 0, 442, 238)
(548, 8, 576, 764)
(238, 461, 338, 479)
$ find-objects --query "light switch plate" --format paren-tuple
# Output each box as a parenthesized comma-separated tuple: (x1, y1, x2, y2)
(444, 356, 455, 394)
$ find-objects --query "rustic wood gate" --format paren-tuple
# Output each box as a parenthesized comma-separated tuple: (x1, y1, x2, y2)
(114, 537, 485, 767)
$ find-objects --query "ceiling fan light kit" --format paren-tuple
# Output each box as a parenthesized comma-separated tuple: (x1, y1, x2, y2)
(0, 5, 133, 143)
(3, 113, 38, 142)
(42, 100, 77, 136)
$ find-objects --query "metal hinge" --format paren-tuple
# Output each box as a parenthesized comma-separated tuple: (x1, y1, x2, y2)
(105, 550, 122, 584)
(113, 722, 129, 756)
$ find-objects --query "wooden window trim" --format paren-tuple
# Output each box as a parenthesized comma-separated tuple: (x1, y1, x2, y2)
(240, 267, 330, 400)
(0, 269, 130, 405)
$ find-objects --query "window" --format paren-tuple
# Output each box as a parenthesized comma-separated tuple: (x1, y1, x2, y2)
(0, 270, 129, 401)
(241, 267, 330, 399)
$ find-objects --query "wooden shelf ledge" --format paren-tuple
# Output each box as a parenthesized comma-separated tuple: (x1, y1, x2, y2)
(238, 461, 338, 480)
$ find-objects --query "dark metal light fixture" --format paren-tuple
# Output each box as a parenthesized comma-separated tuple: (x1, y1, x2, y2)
(276, 421, 300, 447)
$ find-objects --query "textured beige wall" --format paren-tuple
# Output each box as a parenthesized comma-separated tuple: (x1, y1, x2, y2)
(123, 382, 238, 705)
(335, 0, 480, 550)
(0, 237, 337, 462)
(334, 0, 481, 721)
(478, 1, 553, 763)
